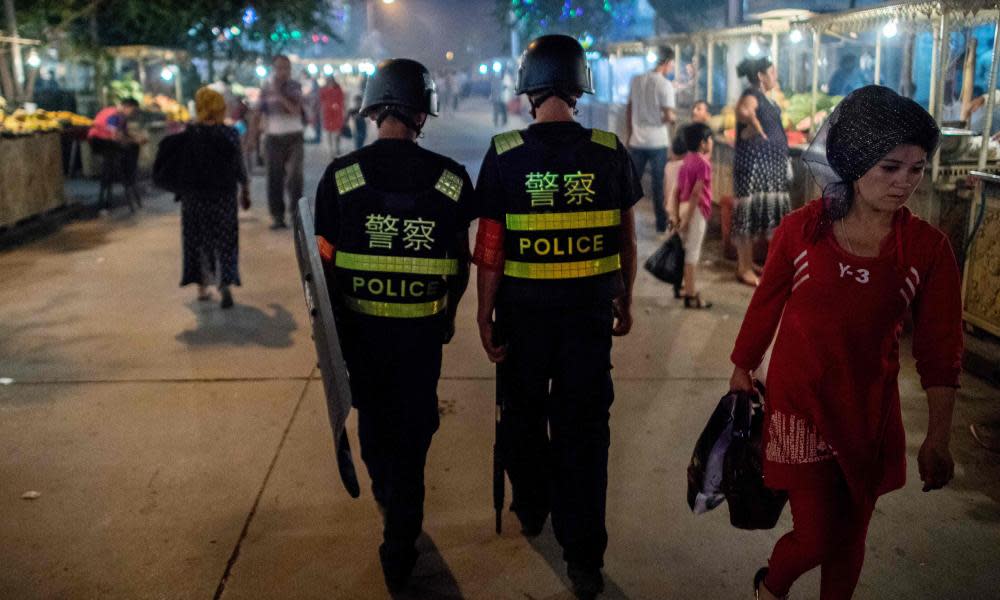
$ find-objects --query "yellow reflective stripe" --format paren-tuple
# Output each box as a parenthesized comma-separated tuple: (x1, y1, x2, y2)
(435, 169, 463, 202)
(344, 296, 447, 318)
(505, 209, 621, 231)
(335, 251, 458, 275)
(494, 131, 524, 155)
(591, 129, 617, 150)
(335, 163, 365, 194)
(504, 254, 621, 279)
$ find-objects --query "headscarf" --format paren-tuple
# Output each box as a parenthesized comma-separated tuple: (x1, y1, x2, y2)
(802, 85, 940, 223)
(195, 87, 226, 124)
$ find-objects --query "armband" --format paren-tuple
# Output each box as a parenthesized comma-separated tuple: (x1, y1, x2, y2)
(317, 235, 336, 263)
(472, 218, 505, 271)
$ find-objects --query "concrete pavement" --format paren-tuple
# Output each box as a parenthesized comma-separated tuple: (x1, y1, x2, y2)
(1, 98, 999, 599)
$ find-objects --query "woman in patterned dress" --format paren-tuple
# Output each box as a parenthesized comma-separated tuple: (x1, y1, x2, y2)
(733, 57, 790, 286)
(178, 87, 251, 308)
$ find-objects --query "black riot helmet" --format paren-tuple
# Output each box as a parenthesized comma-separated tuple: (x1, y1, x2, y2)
(360, 58, 438, 132)
(516, 34, 594, 96)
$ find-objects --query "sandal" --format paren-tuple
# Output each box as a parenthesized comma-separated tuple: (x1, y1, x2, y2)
(736, 272, 759, 287)
(684, 294, 712, 309)
(754, 567, 787, 599)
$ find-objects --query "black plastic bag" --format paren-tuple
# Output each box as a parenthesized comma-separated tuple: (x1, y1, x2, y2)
(686, 391, 739, 514)
(340, 123, 353, 139)
(722, 387, 788, 530)
(644, 233, 684, 285)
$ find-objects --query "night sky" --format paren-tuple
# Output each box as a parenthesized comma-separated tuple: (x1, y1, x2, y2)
(371, 0, 510, 69)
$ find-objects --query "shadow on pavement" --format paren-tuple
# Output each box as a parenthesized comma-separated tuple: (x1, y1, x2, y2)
(176, 301, 297, 348)
(391, 533, 464, 600)
(528, 527, 631, 599)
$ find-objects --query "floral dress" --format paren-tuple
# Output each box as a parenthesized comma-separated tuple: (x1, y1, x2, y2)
(733, 87, 791, 237)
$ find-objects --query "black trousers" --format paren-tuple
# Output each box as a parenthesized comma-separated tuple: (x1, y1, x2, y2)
(91, 138, 139, 185)
(342, 318, 443, 571)
(496, 303, 615, 570)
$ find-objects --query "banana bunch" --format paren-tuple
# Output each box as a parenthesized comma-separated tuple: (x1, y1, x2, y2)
(2, 109, 62, 135)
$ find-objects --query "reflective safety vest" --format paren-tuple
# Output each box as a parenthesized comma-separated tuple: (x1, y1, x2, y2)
(492, 127, 623, 282)
(332, 162, 464, 318)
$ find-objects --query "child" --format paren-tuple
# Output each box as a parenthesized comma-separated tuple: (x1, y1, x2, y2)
(664, 129, 688, 298)
(675, 122, 714, 308)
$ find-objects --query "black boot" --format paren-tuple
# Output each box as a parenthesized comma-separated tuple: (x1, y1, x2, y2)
(379, 544, 417, 593)
(567, 563, 604, 600)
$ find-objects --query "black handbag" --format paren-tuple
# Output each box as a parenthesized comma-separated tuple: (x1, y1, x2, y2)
(644, 233, 684, 285)
(339, 123, 353, 139)
(687, 384, 788, 530)
(722, 385, 788, 530)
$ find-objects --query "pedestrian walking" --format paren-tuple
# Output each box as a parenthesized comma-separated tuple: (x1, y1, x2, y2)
(672, 123, 714, 308)
(347, 94, 368, 151)
(313, 58, 475, 592)
(729, 86, 962, 600)
(490, 72, 510, 127)
(733, 57, 791, 286)
(473, 35, 641, 600)
(259, 54, 304, 229)
(159, 87, 251, 308)
(319, 75, 346, 158)
(625, 46, 676, 233)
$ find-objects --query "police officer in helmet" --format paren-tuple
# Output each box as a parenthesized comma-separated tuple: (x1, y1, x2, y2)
(473, 35, 641, 599)
(314, 57, 476, 592)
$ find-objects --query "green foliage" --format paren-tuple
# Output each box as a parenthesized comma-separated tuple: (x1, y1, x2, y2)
(107, 74, 143, 103)
(501, 0, 625, 42)
(646, 0, 727, 34)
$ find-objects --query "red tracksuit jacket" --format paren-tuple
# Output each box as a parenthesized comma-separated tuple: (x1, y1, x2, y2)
(731, 200, 963, 503)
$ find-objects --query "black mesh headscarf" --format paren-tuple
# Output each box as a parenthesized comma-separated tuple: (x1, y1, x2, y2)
(802, 85, 940, 223)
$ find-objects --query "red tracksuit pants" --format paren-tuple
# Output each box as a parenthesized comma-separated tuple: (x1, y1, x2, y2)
(764, 474, 875, 600)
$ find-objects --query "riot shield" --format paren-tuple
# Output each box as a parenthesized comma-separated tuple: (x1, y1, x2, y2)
(293, 197, 361, 498)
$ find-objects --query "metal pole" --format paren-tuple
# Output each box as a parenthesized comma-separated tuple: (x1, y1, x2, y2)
(707, 37, 714, 104)
(978, 18, 1000, 170)
(810, 28, 821, 137)
(874, 30, 882, 86)
(932, 12, 950, 183)
(929, 12, 943, 116)
(771, 32, 779, 66)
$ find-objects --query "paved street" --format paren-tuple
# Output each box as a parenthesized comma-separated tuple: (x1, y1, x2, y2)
(1, 98, 999, 599)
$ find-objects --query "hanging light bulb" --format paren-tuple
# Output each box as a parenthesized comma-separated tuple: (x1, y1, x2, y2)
(27, 50, 42, 68)
(789, 29, 803, 44)
(646, 50, 658, 64)
(747, 38, 761, 57)
(160, 66, 174, 81)
(255, 65, 268, 78)
(882, 20, 898, 38)
(323, 64, 335, 76)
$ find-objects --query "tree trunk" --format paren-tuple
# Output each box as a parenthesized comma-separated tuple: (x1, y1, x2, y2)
(4, 0, 24, 99)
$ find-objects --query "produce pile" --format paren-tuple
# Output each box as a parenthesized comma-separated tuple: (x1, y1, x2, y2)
(783, 93, 844, 132)
(145, 94, 190, 123)
(1, 107, 93, 137)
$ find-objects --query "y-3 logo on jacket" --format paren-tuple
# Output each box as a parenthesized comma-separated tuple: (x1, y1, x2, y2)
(838, 262, 870, 284)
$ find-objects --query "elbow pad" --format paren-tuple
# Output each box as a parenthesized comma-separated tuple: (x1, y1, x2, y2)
(473, 218, 505, 271)
(317, 236, 336, 263)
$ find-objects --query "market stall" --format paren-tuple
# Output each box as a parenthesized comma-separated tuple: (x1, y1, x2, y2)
(601, 1, 1000, 265)
(0, 105, 93, 227)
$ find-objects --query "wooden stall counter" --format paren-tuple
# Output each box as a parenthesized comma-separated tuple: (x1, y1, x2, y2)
(0, 131, 66, 228)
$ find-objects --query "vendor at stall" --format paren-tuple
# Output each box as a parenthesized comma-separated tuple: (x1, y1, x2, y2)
(88, 98, 146, 200)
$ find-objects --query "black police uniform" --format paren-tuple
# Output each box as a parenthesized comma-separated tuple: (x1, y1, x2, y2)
(476, 122, 642, 570)
(314, 138, 476, 576)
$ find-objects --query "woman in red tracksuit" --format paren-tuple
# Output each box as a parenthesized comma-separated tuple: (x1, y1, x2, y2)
(729, 86, 963, 600)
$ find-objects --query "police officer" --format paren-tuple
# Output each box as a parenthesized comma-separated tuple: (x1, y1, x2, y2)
(473, 35, 641, 599)
(313, 58, 476, 591)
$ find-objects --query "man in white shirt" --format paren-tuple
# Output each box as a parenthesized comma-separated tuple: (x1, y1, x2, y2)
(625, 47, 677, 233)
(259, 55, 305, 229)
